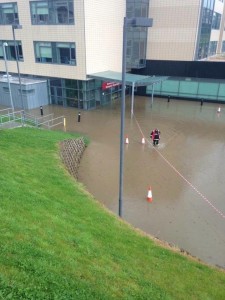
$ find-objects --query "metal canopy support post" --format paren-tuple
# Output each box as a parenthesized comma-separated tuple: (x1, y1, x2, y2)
(151, 84, 154, 107)
(3, 43, 14, 116)
(131, 81, 135, 117)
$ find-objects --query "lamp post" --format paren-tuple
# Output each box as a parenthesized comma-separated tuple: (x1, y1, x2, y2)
(3, 42, 14, 116)
(119, 17, 153, 217)
(12, 24, 24, 117)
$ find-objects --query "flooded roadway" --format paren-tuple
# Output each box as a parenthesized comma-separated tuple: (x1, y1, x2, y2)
(31, 97, 225, 269)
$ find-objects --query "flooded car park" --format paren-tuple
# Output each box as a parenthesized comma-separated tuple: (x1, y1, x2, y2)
(31, 96, 225, 269)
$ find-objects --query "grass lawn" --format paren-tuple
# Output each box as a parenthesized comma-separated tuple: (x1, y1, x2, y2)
(0, 127, 225, 299)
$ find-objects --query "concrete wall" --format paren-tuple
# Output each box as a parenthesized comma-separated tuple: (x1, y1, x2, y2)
(84, 0, 125, 74)
(147, 0, 201, 61)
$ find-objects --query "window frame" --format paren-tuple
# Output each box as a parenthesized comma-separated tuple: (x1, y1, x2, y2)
(30, 0, 74, 25)
(0, 2, 19, 25)
(34, 41, 76, 65)
(0, 40, 23, 61)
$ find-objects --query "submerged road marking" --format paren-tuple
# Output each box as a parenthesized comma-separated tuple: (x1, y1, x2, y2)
(132, 114, 225, 220)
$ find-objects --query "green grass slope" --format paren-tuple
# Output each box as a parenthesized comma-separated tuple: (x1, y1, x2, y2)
(0, 127, 225, 300)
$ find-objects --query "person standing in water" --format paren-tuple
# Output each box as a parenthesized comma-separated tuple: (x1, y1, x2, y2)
(150, 128, 161, 146)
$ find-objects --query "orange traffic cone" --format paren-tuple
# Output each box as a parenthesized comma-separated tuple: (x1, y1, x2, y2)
(125, 136, 129, 144)
(217, 107, 221, 113)
(147, 187, 153, 203)
(141, 137, 145, 144)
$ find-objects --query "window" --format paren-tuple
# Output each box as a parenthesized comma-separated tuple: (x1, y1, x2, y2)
(196, 1, 214, 60)
(208, 41, 218, 56)
(56, 42, 75, 64)
(222, 41, 225, 52)
(31, 1, 49, 24)
(0, 45, 3, 59)
(34, 41, 76, 65)
(0, 41, 23, 61)
(212, 12, 221, 30)
(34, 42, 52, 62)
(0, 2, 19, 25)
(55, 1, 74, 24)
(30, 0, 74, 25)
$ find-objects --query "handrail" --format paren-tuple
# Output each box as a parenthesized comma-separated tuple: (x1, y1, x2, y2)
(0, 108, 13, 114)
(36, 113, 54, 121)
(0, 108, 64, 130)
(39, 116, 64, 129)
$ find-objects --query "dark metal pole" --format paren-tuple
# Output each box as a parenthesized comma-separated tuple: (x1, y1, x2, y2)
(12, 25, 24, 123)
(40, 106, 43, 116)
(118, 17, 152, 217)
(119, 17, 127, 217)
(78, 112, 81, 122)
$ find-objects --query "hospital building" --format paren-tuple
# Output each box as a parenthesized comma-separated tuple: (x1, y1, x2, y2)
(0, 0, 225, 110)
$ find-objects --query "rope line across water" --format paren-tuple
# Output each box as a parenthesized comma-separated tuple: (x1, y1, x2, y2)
(132, 113, 225, 220)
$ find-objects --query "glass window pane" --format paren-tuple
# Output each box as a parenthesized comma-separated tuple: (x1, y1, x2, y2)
(40, 47, 52, 58)
(56, 43, 70, 48)
(2, 8, 14, 13)
(37, 7, 49, 14)
(0, 2, 19, 24)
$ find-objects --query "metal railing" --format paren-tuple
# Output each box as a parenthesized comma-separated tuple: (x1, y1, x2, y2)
(39, 116, 65, 129)
(23, 113, 54, 127)
(0, 108, 23, 126)
(0, 108, 64, 130)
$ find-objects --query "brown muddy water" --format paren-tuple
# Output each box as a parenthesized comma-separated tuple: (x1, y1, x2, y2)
(30, 97, 225, 269)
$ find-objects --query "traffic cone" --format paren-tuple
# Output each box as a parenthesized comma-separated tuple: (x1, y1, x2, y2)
(141, 137, 145, 144)
(147, 187, 153, 203)
(217, 107, 221, 113)
(125, 136, 129, 144)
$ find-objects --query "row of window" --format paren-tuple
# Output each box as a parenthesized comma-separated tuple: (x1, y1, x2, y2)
(0, 41, 76, 65)
(126, 0, 149, 69)
(198, 3, 215, 60)
(0, 0, 74, 25)
(198, 39, 225, 58)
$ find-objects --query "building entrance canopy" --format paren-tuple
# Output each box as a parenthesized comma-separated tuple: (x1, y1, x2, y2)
(88, 70, 168, 114)
(88, 70, 167, 87)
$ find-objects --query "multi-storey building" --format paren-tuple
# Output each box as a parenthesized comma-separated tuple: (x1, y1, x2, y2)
(147, 0, 225, 61)
(0, 0, 225, 110)
(0, 0, 125, 109)
(142, 0, 225, 103)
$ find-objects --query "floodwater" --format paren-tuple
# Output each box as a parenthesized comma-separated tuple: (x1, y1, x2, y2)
(31, 97, 225, 269)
